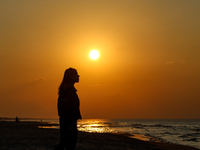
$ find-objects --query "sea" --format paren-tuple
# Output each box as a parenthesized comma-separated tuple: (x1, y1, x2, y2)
(3, 118, 200, 149)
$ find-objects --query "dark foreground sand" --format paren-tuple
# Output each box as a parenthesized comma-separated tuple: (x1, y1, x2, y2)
(0, 121, 199, 150)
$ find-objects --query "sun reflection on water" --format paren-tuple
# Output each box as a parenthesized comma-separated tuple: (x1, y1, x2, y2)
(77, 119, 114, 133)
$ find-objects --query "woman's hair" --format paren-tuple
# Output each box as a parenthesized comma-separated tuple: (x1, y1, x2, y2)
(58, 68, 77, 94)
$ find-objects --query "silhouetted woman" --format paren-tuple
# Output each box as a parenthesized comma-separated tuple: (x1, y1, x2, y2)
(55, 68, 82, 150)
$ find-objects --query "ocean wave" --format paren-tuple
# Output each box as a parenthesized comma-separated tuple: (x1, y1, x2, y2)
(183, 138, 199, 142)
(161, 132, 174, 135)
(179, 133, 200, 138)
(144, 134, 166, 142)
(131, 123, 173, 129)
(191, 128, 200, 132)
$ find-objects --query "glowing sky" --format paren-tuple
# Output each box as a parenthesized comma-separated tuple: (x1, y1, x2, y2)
(0, 0, 200, 119)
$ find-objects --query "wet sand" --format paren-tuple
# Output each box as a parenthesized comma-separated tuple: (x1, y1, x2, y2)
(0, 121, 199, 150)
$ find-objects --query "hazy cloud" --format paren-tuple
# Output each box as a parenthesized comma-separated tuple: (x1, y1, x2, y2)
(166, 60, 185, 65)
(35, 78, 46, 82)
(166, 61, 174, 65)
(88, 84, 107, 87)
(27, 78, 46, 82)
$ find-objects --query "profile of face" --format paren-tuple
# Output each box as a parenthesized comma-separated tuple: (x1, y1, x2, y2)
(70, 70, 80, 83)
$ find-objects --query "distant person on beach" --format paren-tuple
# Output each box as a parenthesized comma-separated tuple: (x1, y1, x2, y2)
(15, 116, 19, 123)
(55, 68, 82, 150)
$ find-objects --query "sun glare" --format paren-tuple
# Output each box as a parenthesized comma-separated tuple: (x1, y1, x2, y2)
(89, 50, 99, 60)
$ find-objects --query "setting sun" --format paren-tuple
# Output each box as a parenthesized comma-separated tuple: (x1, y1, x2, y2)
(89, 50, 99, 60)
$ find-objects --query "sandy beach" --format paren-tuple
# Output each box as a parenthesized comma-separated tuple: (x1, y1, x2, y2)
(0, 121, 199, 150)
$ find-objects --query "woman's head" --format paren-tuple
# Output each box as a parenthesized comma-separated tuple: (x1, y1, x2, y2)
(58, 68, 79, 93)
(63, 68, 79, 83)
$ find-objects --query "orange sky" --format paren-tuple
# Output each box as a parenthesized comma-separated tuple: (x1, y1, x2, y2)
(0, 0, 200, 119)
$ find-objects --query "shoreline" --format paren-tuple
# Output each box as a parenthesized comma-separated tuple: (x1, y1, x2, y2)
(0, 121, 199, 150)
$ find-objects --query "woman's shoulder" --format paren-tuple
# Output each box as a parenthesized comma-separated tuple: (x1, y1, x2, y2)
(59, 87, 76, 95)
